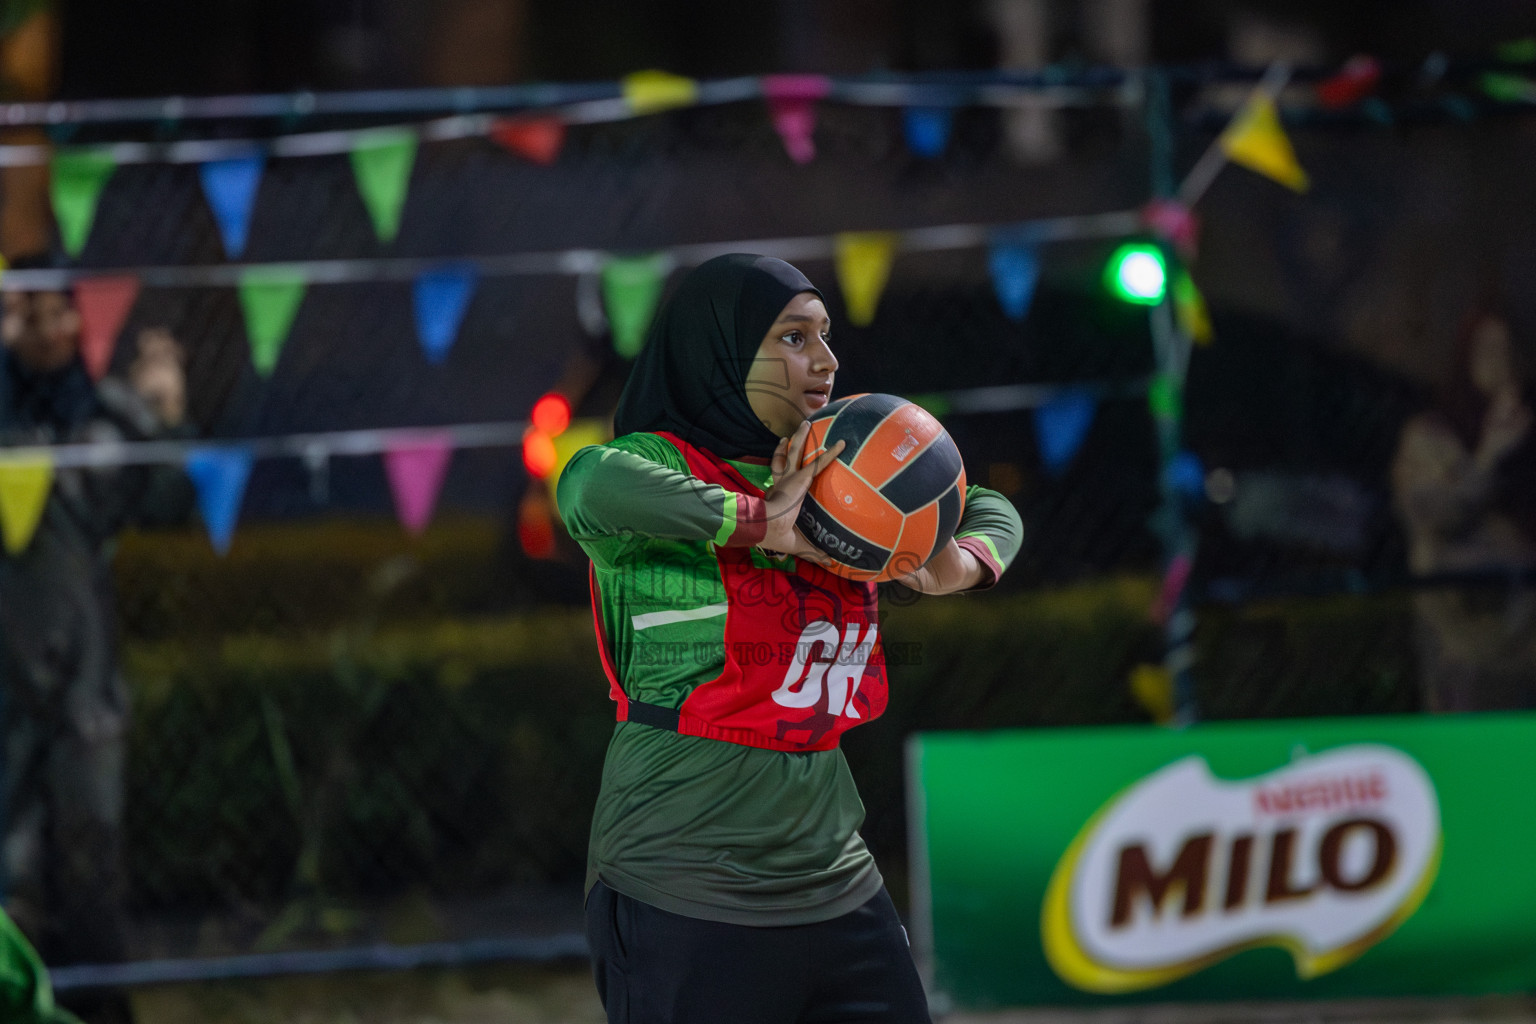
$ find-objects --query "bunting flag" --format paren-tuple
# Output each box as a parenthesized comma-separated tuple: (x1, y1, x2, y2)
(238, 270, 307, 377)
(987, 235, 1041, 321)
(1141, 198, 1199, 261)
(908, 393, 952, 419)
(49, 148, 117, 257)
(1165, 449, 1206, 500)
(601, 253, 669, 358)
(622, 70, 699, 116)
(1129, 663, 1175, 725)
(550, 418, 609, 493)
(72, 275, 140, 380)
(349, 129, 417, 243)
(384, 435, 453, 535)
(1151, 551, 1194, 624)
(412, 264, 477, 364)
(1481, 72, 1536, 103)
(833, 232, 897, 327)
(1496, 37, 1536, 63)
(198, 154, 265, 257)
(185, 446, 253, 555)
(1219, 93, 1309, 192)
(0, 454, 53, 555)
(488, 116, 567, 165)
(903, 107, 954, 158)
(1032, 390, 1096, 476)
(762, 75, 830, 164)
(1316, 55, 1382, 110)
(1172, 270, 1213, 345)
(1147, 372, 1183, 421)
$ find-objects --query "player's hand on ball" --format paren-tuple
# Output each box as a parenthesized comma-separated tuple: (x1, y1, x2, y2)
(893, 539, 984, 595)
(762, 420, 845, 564)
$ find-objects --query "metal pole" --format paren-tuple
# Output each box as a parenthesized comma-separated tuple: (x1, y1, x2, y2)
(1144, 69, 1200, 726)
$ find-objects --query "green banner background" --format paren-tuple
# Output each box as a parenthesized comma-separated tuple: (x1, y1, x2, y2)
(909, 714, 1536, 1009)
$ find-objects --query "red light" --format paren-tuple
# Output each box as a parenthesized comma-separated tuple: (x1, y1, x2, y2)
(522, 427, 557, 478)
(518, 490, 557, 559)
(531, 393, 571, 436)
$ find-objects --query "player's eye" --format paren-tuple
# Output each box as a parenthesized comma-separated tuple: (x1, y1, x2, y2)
(781, 330, 804, 345)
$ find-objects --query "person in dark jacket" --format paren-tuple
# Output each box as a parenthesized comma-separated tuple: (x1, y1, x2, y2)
(0, 262, 193, 1024)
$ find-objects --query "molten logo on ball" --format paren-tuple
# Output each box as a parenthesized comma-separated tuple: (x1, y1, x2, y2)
(1041, 745, 1441, 993)
(798, 393, 966, 582)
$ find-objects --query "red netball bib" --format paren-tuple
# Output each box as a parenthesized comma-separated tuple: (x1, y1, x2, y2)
(590, 432, 889, 752)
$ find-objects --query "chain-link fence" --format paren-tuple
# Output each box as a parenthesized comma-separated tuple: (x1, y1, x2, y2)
(4, 73, 1536, 983)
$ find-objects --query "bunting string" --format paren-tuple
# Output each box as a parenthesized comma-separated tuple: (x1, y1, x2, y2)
(0, 374, 1155, 472)
(0, 71, 1138, 132)
(0, 209, 1144, 291)
(0, 59, 1525, 169)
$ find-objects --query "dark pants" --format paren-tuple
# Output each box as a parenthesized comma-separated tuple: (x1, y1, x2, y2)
(585, 880, 932, 1024)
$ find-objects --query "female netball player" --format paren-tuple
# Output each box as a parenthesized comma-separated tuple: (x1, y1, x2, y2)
(557, 253, 1023, 1023)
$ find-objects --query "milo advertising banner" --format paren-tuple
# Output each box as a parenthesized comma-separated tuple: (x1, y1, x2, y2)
(907, 714, 1536, 1009)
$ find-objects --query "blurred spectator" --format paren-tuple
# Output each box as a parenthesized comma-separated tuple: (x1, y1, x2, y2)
(1391, 310, 1536, 711)
(0, 262, 194, 1024)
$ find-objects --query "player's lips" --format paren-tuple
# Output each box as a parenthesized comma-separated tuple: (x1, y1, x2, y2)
(804, 383, 832, 409)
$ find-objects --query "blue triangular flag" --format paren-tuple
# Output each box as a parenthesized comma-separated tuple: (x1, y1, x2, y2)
(1165, 449, 1206, 499)
(185, 446, 253, 555)
(198, 155, 265, 258)
(903, 106, 953, 158)
(988, 238, 1041, 321)
(412, 264, 478, 364)
(1033, 391, 1096, 476)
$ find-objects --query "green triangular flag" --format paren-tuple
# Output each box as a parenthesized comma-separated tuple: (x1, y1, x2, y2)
(238, 270, 307, 377)
(349, 129, 417, 243)
(601, 253, 670, 358)
(1147, 372, 1183, 422)
(49, 148, 117, 257)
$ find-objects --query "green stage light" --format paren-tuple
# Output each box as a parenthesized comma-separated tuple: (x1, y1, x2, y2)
(1106, 243, 1168, 305)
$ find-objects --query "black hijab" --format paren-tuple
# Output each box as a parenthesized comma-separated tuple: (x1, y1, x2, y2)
(612, 253, 823, 459)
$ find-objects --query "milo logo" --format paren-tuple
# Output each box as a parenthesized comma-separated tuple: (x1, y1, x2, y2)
(1042, 745, 1441, 993)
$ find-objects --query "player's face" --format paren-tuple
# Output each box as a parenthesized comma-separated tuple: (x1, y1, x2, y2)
(745, 292, 838, 438)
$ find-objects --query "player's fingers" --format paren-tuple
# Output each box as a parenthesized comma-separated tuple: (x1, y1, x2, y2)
(771, 436, 789, 477)
(786, 419, 813, 468)
(809, 439, 845, 475)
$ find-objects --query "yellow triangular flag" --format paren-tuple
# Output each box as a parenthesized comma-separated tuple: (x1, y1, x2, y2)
(1130, 663, 1175, 725)
(1173, 271, 1213, 345)
(622, 70, 699, 115)
(1219, 94, 1308, 192)
(0, 455, 54, 554)
(551, 418, 611, 504)
(834, 232, 898, 327)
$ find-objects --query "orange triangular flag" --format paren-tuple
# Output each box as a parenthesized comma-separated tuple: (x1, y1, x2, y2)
(0, 454, 53, 554)
(1219, 94, 1308, 192)
(72, 275, 141, 379)
(489, 116, 567, 165)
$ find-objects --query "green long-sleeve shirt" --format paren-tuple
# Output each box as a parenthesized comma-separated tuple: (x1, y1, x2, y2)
(558, 431, 1023, 925)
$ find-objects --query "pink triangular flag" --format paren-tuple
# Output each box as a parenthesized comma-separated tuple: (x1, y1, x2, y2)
(72, 275, 140, 379)
(383, 434, 453, 535)
(763, 75, 830, 165)
(1141, 199, 1200, 262)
